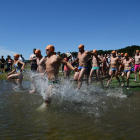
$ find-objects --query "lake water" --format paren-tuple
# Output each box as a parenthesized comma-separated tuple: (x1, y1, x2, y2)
(0, 80, 140, 139)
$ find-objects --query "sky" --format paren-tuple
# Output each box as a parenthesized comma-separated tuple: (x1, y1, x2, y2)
(0, 0, 140, 59)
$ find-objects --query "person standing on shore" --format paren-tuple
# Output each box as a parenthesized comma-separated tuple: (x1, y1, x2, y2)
(29, 48, 37, 72)
(0, 55, 5, 73)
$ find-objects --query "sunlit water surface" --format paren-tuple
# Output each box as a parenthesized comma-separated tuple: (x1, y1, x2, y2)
(0, 79, 140, 140)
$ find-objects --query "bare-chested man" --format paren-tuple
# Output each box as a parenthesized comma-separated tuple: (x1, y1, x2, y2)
(121, 53, 134, 89)
(29, 49, 46, 93)
(89, 49, 103, 86)
(43, 45, 79, 107)
(73, 44, 97, 90)
(134, 50, 140, 82)
(119, 53, 125, 73)
(106, 50, 121, 87)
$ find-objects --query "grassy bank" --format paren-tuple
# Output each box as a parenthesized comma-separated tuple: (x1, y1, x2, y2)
(0, 66, 140, 92)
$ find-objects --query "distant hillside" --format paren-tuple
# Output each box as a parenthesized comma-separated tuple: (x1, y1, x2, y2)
(70, 45, 140, 57)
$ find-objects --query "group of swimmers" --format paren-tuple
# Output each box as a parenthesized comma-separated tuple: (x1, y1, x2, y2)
(6, 45, 140, 107)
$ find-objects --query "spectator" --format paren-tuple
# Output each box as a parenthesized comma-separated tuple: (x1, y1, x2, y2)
(0, 55, 5, 73)
(7, 56, 13, 70)
(57, 51, 61, 56)
(29, 48, 37, 72)
(19, 55, 25, 63)
(6, 55, 10, 68)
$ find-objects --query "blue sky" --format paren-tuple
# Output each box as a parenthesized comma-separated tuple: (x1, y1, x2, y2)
(0, 0, 140, 59)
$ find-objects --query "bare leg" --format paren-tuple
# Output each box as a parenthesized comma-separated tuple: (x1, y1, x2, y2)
(106, 70, 113, 87)
(97, 68, 104, 88)
(74, 71, 80, 81)
(64, 71, 67, 79)
(89, 68, 94, 84)
(121, 72, 125, 86)
(7, 73, 22, 89)
(29, 75, 37, 93)
(45, 85, 53, 107)
(115, 70, 121, 86)
(134, 70, 137, 82)
(126, 71, 131, 89)
(78, 68, 86, 90)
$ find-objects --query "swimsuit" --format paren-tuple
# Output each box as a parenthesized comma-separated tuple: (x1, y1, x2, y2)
(124, 70, 131, 73)
(111, 68, 117, 71)
(48, 80, 59, 85)
(134, 64, 140, 71)
(78, 67, 87, 70)
(92, 67, 99, 70)
(14, 63, 21, 73)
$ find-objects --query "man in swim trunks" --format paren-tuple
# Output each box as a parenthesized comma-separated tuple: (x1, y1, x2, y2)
(89, 49, 103, 86)
(72, 44, 97, 90)
(106, 50, 121, 87)
(43, 45, 79, 107)
(134, 50, 140, 82)
(29, 48, 37, 72)
(29, 49, 46, 93)
(119, 53, 125, 74)
(121, 53, 134, 89)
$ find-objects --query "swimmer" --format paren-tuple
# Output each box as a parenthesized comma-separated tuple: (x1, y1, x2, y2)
(106, 50, 121, 87)
(119, 53, 125, 74)
(134, 50, 140, 82)
(43, 45, 79, 107)
(72, 44, 97, 90)
(89, 49, 104, 87)
(121, 53, 134, 89)
(102, 54, 107, 77)
(6, 54, 25, 89)
(29, 49, 46, 93)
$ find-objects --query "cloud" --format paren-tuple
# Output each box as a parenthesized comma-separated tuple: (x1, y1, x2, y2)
(0, 46, 17, 58)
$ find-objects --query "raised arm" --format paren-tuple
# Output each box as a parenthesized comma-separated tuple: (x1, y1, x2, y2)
(86, 51, 96, 56)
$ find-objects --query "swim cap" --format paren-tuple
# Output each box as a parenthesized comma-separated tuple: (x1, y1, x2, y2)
(78, 44, 84, 49)
(111, 50, 116, 54)
(136, 50, 139, 53)
(14, 54, 20, 59)
(121, 53, 124, 55)
(124, 53, 128, 56)
(93, 49, 97, 53)
(46, 45, 55, 52)
(35, 49, 41, 54)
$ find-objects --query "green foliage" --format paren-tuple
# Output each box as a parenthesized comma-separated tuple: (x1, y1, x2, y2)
(68, 45, 140, 56)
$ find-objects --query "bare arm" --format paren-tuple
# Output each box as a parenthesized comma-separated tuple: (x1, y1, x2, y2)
(7, 69, 16, 77)
(58, 56, 79, 72)
(86, 51, 96, 56)
(29, 55, 37, 61)
(72, 57, 79, 64)
(38, 57, 46, 65)
(18, 60, 25, 70)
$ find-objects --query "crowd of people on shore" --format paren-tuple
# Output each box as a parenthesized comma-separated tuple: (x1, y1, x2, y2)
(1, 45, 140, 107)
